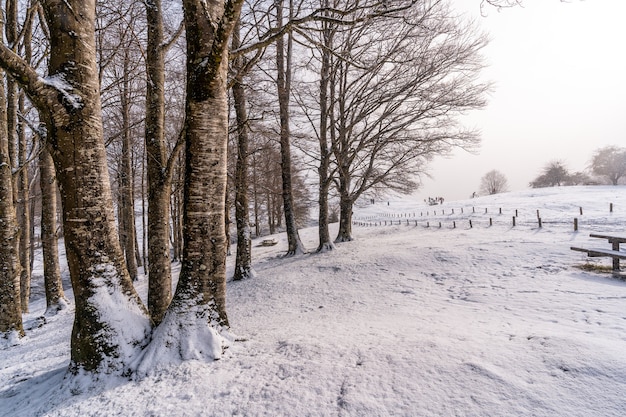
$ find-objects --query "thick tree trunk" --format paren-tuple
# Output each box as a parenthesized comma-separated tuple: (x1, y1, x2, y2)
(40, 147, 67, 315)
(0, 0, 152, 373)
(175, 0, 232, 326)
(144, 0, 174, 325)
(335, 190, 354, 243)
(137, 0, 243, 371)
(0, 66, 23, 338)
(275, 0, 305, 256)
(232, 21, 254, 280)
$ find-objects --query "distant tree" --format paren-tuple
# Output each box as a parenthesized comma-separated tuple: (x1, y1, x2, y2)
(589, 146, 626, 185)
(568, 171, 592, 186)
(529, 160, 571, 188)
(479, 170, 508, 195)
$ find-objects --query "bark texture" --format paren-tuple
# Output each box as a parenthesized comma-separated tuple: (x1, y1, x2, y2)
(174, 0, 234, 326)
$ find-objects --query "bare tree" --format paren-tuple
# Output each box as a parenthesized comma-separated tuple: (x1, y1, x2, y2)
(589, 145, 626, 185)
(325, 2, 488, 242)
(480, 169, 509, 195)
(529, 160, 571, 188)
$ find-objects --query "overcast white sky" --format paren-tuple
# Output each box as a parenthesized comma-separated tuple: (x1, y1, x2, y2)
(415, 0, 626, 201)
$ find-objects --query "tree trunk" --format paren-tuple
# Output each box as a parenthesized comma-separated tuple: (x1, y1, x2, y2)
(335, 190, 354, 243)
(232, 20, 254, 280)
(175, 0, 233, 326)
(40, 146, 67, 315)
(119, 48, 138, 281)
(0, 0, 151, 373)
(225, 186, 232, 257)
(136, 0, 243, 371)
(17, 94, 32, 313)
(252, 153, 260, 237)
(316, 13, 335, 253)
(171, 178, 183, 262)
(5, 0, 23, 313)
(0, 64, 23, 338)
(275, 0, 305, 256)
(144, 0, 176, 325)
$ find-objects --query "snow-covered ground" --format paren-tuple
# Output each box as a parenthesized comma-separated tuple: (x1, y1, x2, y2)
(1, 185, 626, 417)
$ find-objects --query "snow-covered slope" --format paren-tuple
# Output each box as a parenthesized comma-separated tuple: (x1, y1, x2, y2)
(1, 186, 625, 416)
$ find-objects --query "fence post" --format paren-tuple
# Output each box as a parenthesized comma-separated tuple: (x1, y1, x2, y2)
(427, 221, 430, 228)
(512, 216, 516, 227)
(439, 222, 442, 228)
(453, 221, 456, 228)
(485, 208, 488, 214)
(538, 218, 542, 228)
(469, 220, 473, 228)
(579, 207, 583, 215)
(574, 218, 578, 231)
(489, 218, 492, 226)
(499, 208, 502, 214)
(610, 203, 613, 213)
(536, 209, 540, 219)
(515, 209, 518, 217)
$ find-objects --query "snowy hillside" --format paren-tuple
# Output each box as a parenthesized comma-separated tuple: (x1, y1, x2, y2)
(1, 186, 626, 416)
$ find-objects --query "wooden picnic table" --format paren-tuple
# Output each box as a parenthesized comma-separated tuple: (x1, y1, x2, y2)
(571, 233, 626, 272)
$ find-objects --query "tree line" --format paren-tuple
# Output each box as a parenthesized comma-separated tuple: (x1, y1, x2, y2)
(0, 0, 490, 376)
(477, 146, 626, 197)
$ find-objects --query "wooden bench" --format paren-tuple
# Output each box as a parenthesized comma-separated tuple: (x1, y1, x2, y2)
(571, 233, 626, 272)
